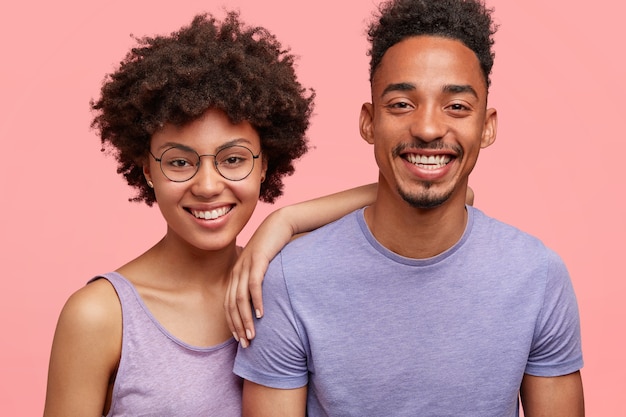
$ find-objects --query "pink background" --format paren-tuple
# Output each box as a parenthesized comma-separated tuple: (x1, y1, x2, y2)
(1, 0, 623, 414)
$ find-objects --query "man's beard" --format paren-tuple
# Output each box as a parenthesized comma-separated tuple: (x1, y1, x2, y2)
(391, 141, 460, 209)
(398, 182, 452, 209)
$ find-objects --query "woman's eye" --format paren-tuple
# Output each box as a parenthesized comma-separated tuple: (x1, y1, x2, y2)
(170, 159, 192, 168)
(222, 156, 246, 165)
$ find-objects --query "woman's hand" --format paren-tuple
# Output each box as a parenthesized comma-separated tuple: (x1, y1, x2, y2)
(225, 209, 294, 347)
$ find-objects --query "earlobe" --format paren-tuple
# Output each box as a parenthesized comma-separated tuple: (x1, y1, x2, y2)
(481, 108, 498, 149)
(260, 156, 268, 183)
(360, 103, 375, 145)
(142, 162, 154, 188)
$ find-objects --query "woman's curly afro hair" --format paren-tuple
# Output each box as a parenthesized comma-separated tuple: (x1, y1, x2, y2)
(91, 12, 314, 205)
(367, 0, 498, 89)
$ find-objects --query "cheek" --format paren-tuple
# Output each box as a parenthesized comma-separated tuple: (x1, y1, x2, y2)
(231, 178, 263, 201)
(231, 182, 262, 224)
(371, 125, 398, 156)
(152, 182, 184, 204)
(464, 130, 486, 153)
(372, 119, 411, 155)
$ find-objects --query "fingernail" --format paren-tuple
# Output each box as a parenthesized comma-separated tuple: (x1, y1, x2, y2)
(240, 338, 248, 348)
(232, 332, 239, 342)
(246, 329, 253, 340)
(255, 309, 262, 318)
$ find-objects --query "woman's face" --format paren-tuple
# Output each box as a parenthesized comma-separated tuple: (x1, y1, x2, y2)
(144, 108, 266, 253)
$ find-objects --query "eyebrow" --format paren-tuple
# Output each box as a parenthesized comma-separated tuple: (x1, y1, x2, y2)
(157, 138, 254, 153)
(381, 82, 416, 96)
(442, 84, 478, 99)
(380, 82, 479, 99)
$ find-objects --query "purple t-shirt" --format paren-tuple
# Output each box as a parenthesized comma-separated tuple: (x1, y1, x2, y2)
(234, 207, 583, 417)
(95, 272, 242, 417)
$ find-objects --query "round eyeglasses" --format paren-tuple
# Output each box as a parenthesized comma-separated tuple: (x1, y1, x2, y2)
(149, 145, 261, 182)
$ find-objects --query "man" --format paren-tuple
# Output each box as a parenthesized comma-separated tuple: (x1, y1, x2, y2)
(233, 0, 584, 415)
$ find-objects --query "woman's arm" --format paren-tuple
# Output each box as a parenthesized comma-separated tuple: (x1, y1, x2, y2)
(44, 280, 121, 417)
(225, 184, 475, 346)
(225, 183, 377, 346)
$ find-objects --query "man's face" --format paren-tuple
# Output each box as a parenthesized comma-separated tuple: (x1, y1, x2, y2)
(360, 36, 497, 209)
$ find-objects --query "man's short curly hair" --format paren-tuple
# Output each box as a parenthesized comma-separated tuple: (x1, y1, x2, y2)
(91, 12, 314, 205)
(367, 0, 498, 88)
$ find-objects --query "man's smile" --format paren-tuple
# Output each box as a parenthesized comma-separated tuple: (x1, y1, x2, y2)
(405, 153, 452, 169)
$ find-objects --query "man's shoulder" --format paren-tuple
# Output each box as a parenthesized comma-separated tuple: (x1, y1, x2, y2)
(285, 209, 362, 251)
(469, 207, 564, 267)
(471, 207, 544, 244)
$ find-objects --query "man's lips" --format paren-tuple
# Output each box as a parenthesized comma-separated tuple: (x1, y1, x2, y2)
(404, 153, 452, 169)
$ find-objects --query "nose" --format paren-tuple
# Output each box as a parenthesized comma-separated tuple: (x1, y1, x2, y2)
(409, 105, 446, 143)
(190, 157, 225, 198)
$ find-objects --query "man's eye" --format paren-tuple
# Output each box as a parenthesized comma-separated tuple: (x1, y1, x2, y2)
(448, 103, 469, 111)
(385, 101, 413, 112)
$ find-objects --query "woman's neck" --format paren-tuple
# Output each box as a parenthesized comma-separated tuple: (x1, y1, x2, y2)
(119, 233, 240, 290)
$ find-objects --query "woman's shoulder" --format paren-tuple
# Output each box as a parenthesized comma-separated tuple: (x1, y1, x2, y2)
(47, 277, 122, 402)
(58, 278, 122, 341)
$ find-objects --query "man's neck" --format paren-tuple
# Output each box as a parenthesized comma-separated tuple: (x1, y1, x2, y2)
(363, 190, 469, 259)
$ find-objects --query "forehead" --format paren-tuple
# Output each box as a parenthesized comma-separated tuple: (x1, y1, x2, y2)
(152, 108, 260, 151)
(372, 36, 487, 98)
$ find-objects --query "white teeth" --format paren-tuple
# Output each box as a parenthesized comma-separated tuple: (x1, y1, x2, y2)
(406, 154, 451, 169)
(191, 207, 231, 220)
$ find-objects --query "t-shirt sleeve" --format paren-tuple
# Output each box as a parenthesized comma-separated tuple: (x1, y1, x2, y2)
(525, 249, 584, 376)
(233, 252, 309, 389)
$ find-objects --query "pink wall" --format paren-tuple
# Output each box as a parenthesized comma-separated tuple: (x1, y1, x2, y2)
(1, 0, 623, 414)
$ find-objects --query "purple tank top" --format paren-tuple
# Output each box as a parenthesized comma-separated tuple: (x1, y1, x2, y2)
(93, 272, 242, 416)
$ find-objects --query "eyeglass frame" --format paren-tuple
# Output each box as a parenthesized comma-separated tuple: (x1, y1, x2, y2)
(148, 144, 261, 182)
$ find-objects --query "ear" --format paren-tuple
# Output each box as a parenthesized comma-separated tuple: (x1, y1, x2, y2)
(480, 108, 497, 149)
(359, 102, 375, 145)
(260, 155, 268, 183)
(142, 158, 153, 184)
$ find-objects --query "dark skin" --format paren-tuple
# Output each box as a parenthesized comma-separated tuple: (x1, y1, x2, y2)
(240, 35, 584, 417)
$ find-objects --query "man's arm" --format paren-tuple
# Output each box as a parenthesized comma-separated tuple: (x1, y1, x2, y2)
(242, 380, 307, 417)
(520, 371, 584, 417)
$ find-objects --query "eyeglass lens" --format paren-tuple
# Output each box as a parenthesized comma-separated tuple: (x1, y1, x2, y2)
(158, 145, 257, 182)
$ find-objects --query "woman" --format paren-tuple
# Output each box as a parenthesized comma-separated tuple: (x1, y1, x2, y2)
(43, 12, 375, 416)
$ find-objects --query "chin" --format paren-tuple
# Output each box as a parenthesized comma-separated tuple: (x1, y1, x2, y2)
(398, 186, 453, 209)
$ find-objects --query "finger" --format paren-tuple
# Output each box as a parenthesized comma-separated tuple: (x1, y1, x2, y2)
(235, 266, 256, 341)
(224, 277, 236, 335)
(248, 258, 268, 321)
(225, 269, 249, 346)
